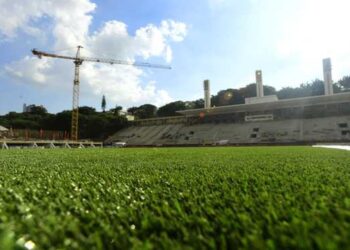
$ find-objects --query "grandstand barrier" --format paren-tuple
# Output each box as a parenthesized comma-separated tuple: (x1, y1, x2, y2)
(0, 140, 103, 149)
(1, 129, 69, 141)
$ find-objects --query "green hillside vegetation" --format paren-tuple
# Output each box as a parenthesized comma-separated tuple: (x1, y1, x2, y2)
(0, 106, 128, 140)
(0, 147, 350, 249)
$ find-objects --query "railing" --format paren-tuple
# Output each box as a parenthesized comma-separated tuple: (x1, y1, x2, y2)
(0, 140, 103, 149)
(2, 129, 69, 140)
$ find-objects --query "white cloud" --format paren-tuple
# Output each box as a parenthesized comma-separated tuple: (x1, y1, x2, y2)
(0, 0, 96, 41)
(160, 20, 187, 42)
(5, 56, 51, 84)
(1, 0, 187, 107)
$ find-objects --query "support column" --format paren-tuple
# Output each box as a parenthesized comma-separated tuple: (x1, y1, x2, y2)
(323, 58, 333, 95)
(256, 70, 264, 98)
(203, 80, 211, 109)
(1, 142, 9, 150)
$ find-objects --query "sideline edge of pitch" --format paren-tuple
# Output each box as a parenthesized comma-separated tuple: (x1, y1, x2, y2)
(312, 145, 350, 151)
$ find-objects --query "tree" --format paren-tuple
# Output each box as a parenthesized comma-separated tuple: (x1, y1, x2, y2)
(277, 79, 325, 99)
(28, 105, 48, 115)
(238, 84, 276, 99)
(264, 85, 277, 96)
(0, 106, 128, 140)
(127, 107, 138, 115)
(101, 95, 106, 112)
(337, 76, 350, 91)
(191, 99, 205, 109)
(9, 119, 40, 129)
(210, 84, 277, 107)
(125, 104, 157, 119)
(212, 89, 245, 107)
(301, 79, 325, 96)
(157, 101, 187, 117)
(54, 110, 72, 131)
(135, 104, 157, 119)
(79, 106, 96, 115)
(239, 84, 257, 98)
(276, 87, 297, 99)
(110, 105, 123, 116)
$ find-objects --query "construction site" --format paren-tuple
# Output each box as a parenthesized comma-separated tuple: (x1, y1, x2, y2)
(1, 46, 171, 149)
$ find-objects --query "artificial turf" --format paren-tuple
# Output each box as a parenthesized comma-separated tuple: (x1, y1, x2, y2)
(0, 147, 350, 249)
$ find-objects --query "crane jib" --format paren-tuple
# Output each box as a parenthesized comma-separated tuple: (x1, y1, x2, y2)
(31, 49, 171, 69)
(31, 47, 171, 141)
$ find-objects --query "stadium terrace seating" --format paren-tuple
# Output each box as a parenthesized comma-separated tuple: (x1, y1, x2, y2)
(106, 93, 350, 146)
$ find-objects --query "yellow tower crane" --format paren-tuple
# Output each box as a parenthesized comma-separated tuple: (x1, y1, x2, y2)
(32, 46, 171, 141)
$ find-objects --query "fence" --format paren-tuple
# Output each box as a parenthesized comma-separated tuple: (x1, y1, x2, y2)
(5, 129, 69, 140)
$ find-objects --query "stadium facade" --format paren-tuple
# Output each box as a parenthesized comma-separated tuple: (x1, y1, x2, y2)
(107, 59, 350, 146)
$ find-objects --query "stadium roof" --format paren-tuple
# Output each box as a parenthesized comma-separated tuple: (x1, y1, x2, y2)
(177, 92, 350, 116)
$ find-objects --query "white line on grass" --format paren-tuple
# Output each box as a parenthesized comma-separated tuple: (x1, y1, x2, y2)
(313, 145, 350, 151)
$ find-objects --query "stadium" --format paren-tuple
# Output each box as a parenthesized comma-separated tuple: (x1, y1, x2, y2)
(107, 61, 350, 146)
(2, 55, 350, 250)
(1, 1, 350, 249)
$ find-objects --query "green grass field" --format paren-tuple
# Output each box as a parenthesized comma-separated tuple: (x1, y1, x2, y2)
(1, 147, 350, 249)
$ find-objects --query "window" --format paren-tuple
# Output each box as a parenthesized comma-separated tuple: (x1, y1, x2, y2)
(338, 123, 348, 128)
(341, 130, 350, 136)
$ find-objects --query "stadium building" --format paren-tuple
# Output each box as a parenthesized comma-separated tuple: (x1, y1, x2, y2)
(106, 59, 350, 146)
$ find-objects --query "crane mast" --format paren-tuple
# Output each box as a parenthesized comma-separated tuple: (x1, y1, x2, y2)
(72, 46, 83, 141)
(32, 46, 171, 141)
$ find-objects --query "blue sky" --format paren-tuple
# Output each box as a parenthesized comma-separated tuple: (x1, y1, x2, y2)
(0, 0, 349, 114)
